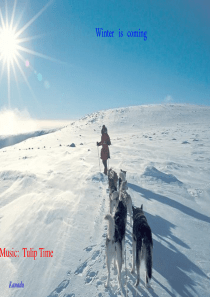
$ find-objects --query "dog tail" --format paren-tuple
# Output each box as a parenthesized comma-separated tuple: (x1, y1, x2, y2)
(104, 214, 115, 240)
(135, 238, 142, 287)
(144, 232, 153, 284)
(126, 194, 132, 213)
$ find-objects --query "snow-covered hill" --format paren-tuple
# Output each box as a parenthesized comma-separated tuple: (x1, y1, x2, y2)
(0, 104, 210, 297)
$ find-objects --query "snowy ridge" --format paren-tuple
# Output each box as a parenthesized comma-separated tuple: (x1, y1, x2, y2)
(77, 104, 210, 130)
(0, 104, 210, 296)
(0, 129, 59, 149)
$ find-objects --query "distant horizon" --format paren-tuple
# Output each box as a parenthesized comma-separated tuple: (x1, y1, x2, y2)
(1, 102, 209, 145)
(25, 102, 210, 121)
(1, 101, 210, 123)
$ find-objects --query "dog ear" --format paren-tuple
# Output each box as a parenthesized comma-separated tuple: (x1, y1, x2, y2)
(141, 204, 143, 210)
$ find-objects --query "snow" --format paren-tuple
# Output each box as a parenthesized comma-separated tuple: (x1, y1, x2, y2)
(0, 104, 210, 297)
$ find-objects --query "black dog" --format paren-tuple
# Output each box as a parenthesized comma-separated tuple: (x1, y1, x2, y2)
(131, 205, 153, 287)
(104, 196, 127, 290)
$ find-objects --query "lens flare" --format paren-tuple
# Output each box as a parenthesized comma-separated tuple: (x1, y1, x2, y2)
(37, 73, 42, 81)
(25, 60, 29, 67)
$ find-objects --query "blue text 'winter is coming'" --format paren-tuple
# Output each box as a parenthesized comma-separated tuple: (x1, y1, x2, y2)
(95, 28, 147, 40)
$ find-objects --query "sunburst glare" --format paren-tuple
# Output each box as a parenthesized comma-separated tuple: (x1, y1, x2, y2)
(0, 0, 57, 107)
(0, 27, 18, 62)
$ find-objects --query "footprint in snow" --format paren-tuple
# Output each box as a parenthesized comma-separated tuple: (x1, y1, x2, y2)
(85, 269, 98, 284)
(47, 279, 70, 297)
(96, 280, 103, 287)
(92, 250, 100, 260)
(74, 250, 100, 275)
(84, 245, 96, 252)
(74, 259, 88, 275)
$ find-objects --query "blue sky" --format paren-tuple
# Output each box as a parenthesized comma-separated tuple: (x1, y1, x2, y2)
(0, 0, 209, 119)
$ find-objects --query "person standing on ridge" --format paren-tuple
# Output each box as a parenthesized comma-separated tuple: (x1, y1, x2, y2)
(97, 125, 111, 175)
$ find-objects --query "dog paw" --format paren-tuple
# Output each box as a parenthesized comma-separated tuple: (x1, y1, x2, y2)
(145, 279, 152, 289)
(146, 283, 152, 290)
(131, 269, 135, 274)
(105, 282, 109, 288)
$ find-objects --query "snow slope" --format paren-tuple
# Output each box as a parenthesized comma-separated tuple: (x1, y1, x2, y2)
(0, 104, 210, 297)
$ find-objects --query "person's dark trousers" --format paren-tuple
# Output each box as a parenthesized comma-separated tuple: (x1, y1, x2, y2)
(102, 160, 107, 175)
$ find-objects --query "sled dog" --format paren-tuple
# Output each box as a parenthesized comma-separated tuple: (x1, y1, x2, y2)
(120, 187, 133, 225)
(119, 169, 127, 189)
(119, 181, 132, 224)
(131, 205, 153, 287)
(108, 174, 119, 214)
(109, 190, 119, 214)
(108, 175, 117, 194)
(104, 195, 127, 290)
(108, 168, 118, 189)
(119, 179, 128, 192)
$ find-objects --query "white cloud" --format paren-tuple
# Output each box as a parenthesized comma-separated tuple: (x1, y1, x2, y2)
(0, 108, 38, 135)
(0, 107, 73, 136)
(164, 95, 173, 103)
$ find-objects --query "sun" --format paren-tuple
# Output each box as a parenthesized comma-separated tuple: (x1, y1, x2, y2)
(0, 27, 18, 63)
(0, 0, 61, 108)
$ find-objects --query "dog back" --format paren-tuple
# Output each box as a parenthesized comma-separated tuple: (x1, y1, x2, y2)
(133, 206, 153, 246)
(114, 200, 127, 242)
(109, 178, 117, 194)
(108, 169, 118, 188)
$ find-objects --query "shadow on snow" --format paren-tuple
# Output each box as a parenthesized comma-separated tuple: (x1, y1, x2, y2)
(128, 183, 210, 224)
